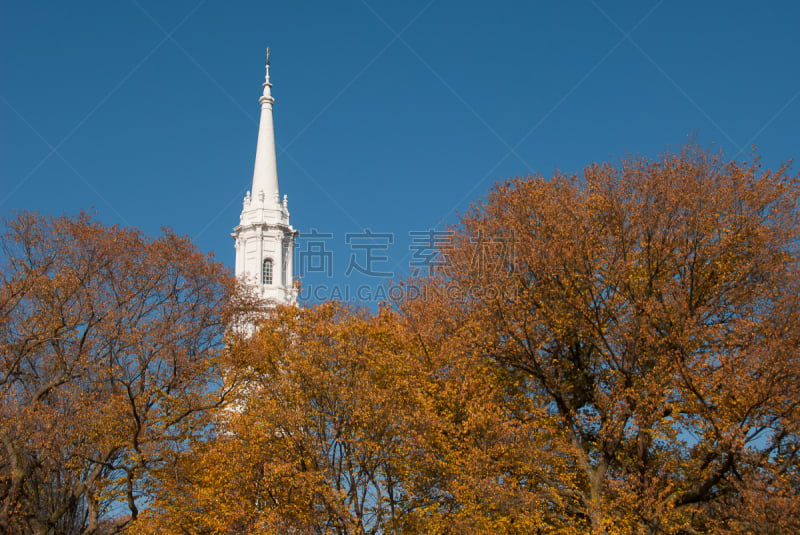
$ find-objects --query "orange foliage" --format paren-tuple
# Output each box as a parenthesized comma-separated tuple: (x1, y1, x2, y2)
(0, 213, 240, 534)
(136, 300, 566, 534)
(417, 144, 800, 533)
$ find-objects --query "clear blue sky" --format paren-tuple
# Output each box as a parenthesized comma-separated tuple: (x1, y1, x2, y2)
(2, 1, 799, 305)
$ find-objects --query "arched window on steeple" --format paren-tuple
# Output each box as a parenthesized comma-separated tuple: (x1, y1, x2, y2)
(262, 258, 273, 285)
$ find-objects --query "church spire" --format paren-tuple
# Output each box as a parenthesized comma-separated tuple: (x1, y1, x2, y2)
(251, 47, 280, 205)
(233, 49, 297, 308)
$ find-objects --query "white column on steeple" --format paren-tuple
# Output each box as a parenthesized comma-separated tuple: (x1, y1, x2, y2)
(251, 48, 280, 206)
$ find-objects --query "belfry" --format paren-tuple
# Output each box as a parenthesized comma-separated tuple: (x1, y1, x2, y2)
(232, 49, 297, 304)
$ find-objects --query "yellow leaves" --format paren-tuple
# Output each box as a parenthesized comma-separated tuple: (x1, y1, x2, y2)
(138, 300, 573, 533)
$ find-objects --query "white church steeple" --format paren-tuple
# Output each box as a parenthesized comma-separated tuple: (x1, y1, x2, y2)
(232, 49, 297, 305)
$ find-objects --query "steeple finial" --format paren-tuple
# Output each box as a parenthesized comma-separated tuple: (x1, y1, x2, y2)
(262, 47, 273, 98)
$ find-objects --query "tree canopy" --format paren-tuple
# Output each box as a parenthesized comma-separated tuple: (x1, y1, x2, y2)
(424, 144, 800, 533)
(4, 144, 799, 534)
(0, 213, 242, 534)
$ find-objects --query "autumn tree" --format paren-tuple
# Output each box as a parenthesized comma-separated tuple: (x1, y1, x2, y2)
(137, 303, 414, 534)
(0, 212, 241, 534)
(136, 296, 568, 534)
(416, 144, 800, 533)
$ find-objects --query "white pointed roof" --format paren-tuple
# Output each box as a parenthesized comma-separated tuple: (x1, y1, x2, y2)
(251, 49, 280, 206)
